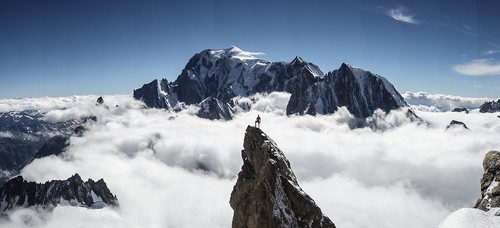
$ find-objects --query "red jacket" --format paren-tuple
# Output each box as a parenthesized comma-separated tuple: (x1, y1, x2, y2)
(256, 117, 261, 122)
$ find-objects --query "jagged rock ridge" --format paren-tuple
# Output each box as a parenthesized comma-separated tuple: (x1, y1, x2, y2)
(479, 99, 500, 113)
(0, 173, 118, 213)
(452, 107, 469, 114)
(133, 46, 406, 120)
(475, 150, 500, 211)
(287, 63, 406, 117)
(446, 120, 469, 130)
(230, 126, 335, 227)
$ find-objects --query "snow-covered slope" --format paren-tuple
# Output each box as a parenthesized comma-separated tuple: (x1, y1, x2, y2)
(439, 208, 500, 228)
(134, 47, 406, 119)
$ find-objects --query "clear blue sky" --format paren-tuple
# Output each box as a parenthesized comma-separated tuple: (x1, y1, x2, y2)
(1, 0, 499, 99)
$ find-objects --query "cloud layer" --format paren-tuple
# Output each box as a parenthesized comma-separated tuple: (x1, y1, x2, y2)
(402, 91, 492, 112)
(452, 58, 500, 76)
(1, 92, 499, 227)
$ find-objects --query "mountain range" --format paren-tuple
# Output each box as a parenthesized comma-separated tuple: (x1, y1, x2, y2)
(0, 173, 117, 213)
(134, 46, 407, 120)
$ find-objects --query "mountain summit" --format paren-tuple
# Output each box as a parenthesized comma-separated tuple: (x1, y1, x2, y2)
(230, 126, 335, 227)
(134, 47, 406, 120)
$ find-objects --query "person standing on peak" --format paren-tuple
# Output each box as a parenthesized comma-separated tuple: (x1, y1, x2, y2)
(255, 115, 261, 128)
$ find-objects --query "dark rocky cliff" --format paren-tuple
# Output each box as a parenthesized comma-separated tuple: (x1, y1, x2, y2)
(0, 173, 118, 213)
(230, 126, 335, 227)
(479, 99, 500, 113)
(475, 150, 500, 211)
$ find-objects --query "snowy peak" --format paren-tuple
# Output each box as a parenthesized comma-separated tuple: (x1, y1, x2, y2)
(134, 47, 406, 120)
(291, 56, 304, 64)
(202, 46, 262, 62)
(227, 46, 257, 60)
(339, 62, 407, 107)
(290, 56, 324, 77)
(230, 126, 335, 227)
(340, 62, 351, 70)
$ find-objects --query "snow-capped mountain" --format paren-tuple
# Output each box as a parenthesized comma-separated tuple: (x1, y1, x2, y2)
(287, 63, 406, 117)
(133, 46, 406, 120)
(0, 173, 118, 213)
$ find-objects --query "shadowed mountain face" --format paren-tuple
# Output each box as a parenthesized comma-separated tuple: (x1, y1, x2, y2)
(0, 173, 118, 213)
(230, 126, 335, 228)
(134, 47, 406, 120)
(0, 110, 80, 185)
(479, 99, 500, 113)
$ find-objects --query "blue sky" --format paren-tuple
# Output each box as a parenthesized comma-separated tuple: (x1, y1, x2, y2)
(1, 0, 499, 99)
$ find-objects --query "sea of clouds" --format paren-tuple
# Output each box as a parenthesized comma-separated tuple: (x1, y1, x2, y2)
(0, 92, 499, 228)
(402, 91, 492, 112)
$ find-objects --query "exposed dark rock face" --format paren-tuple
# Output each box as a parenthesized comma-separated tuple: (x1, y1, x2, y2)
(452, 107, 469, 114)
(0, 173, 118, 213)
(446, 120, 469, 130)
(134, 79, 175, 109)
(197, 97, 234, 120)
(0, 110, 79, 176)
(475, 151, 500, 211)
(230, 126, 335, 228)
(479, 99, 500, 113)
(96, 96, 104, 105)
(287, 63, 407, 117)
(133, 47, 406, 120)
(32, 135, 69, 160)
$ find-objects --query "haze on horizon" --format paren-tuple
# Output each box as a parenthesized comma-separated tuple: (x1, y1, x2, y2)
(1, 0, 499, 99)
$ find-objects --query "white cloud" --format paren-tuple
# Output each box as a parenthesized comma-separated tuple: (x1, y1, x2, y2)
(402, 91, 493, 112)
(1, 93, 500, 227)
(452, 58, 500, 76)
(386, 6, 418, 24)
(482, 49, 500, 55)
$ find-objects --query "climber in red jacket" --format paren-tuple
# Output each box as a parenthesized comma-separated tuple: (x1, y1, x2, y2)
(255, 115, 261, 128)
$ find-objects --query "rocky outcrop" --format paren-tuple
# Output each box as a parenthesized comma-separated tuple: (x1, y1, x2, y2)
(0, 173, 118, 213)
(134, 47, 406, 120)
(230, 126, 335, 227)
(446, 120, 469, 130)
(96, 96, 104, 105)
(475, 150, 500, 211)
(452, 107, 469, 114)
(32, 135, 69, 160)
(479, 99, 500, 113)
(0, 110, 79, 177)
(197, 97, 234, 120)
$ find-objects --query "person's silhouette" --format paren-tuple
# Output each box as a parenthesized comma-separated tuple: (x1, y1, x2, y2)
(255, 115, 261, 128)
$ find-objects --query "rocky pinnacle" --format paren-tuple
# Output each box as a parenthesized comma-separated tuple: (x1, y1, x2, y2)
(475, 150, 500, 211)
(230, 126, 335, 228)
